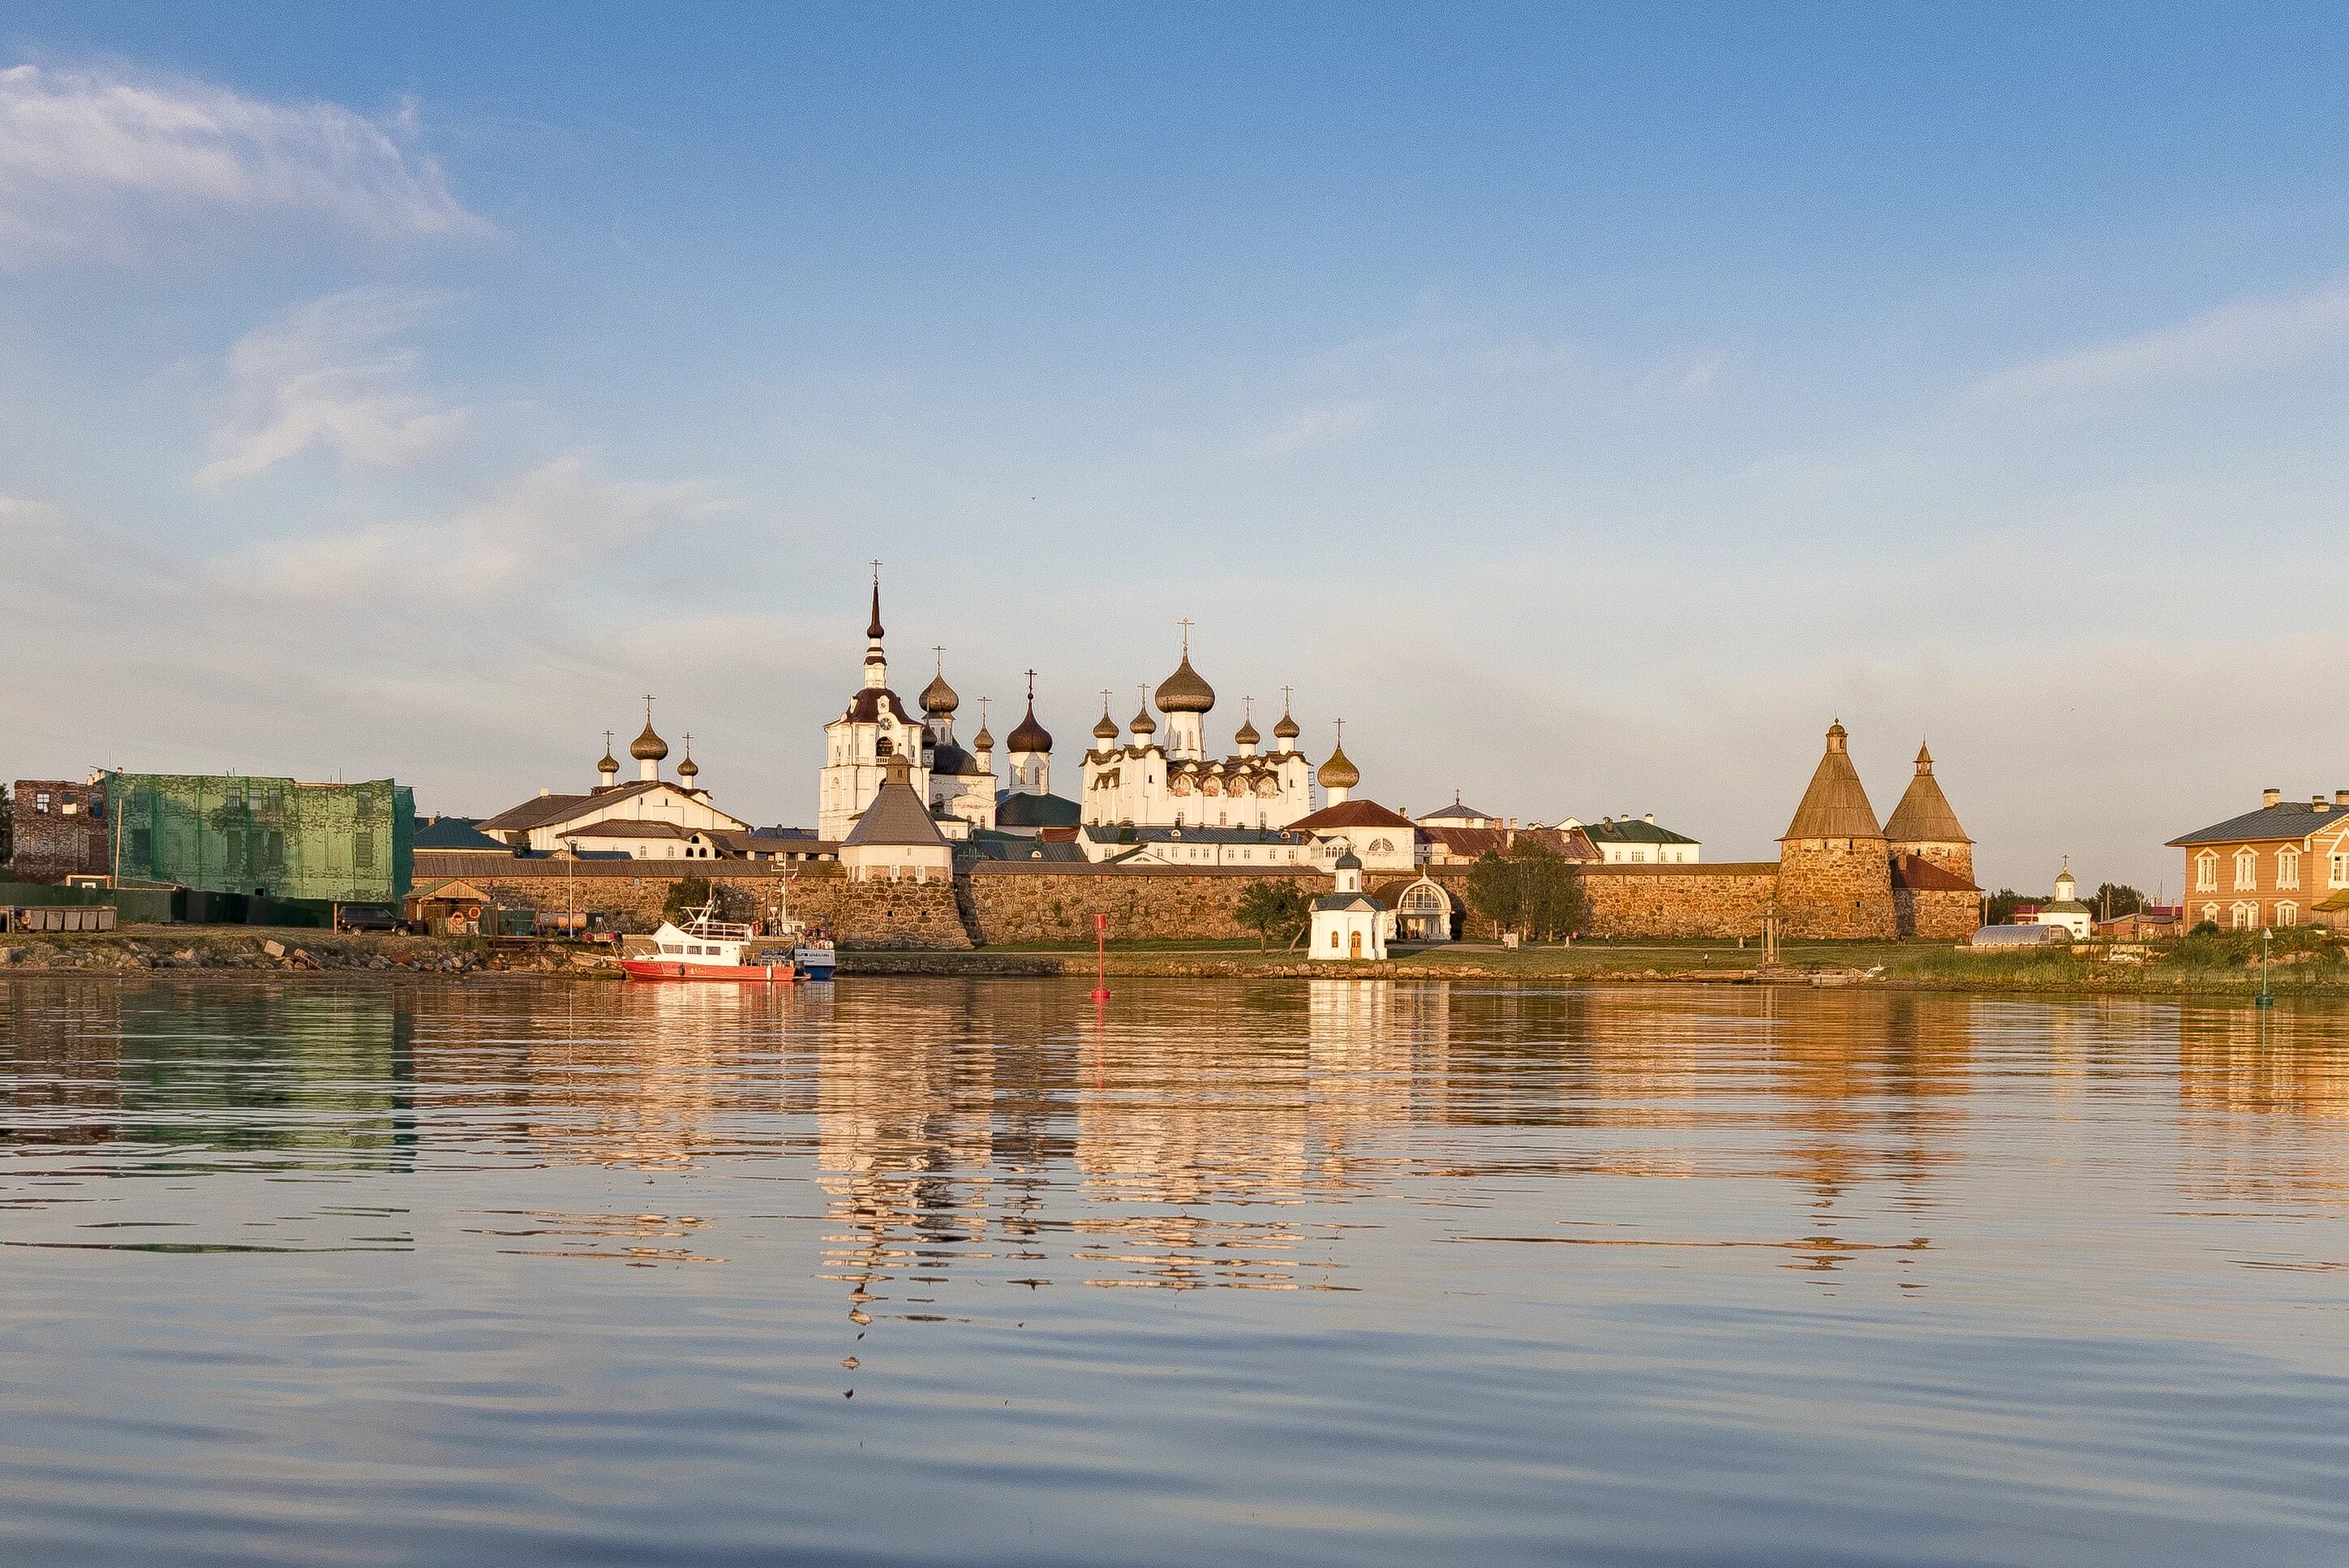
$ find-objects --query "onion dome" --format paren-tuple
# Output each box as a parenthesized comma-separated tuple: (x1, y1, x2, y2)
(1317, 741, 1359, 791)
(597, 738, 619, 776)
(1273, 706, 1301, 741)
(630, 714, 669, 762)
(1007, 702, 1053, 754)
(921, 670, 959, 715)
(973, 722, 994, 751)
(1130, 706, 1157, 736)
(676, 736, 699, 782)
(1093, 707, 1120, 741)
(1234, 703, 1260, 748)
(1155, 653, 1214, 715)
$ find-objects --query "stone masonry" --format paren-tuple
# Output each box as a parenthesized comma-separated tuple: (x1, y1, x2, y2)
(8, 779, 109, 883)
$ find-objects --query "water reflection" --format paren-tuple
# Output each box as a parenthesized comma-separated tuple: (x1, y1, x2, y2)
(8, 977, 2349, 1566)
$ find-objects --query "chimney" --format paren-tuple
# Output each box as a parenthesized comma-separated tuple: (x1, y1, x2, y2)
(2338, 789, 2349, 807)
(2263, 788, 2282, 808)
(539, 787, 552, 798)
(1643, 812, 1655, 824)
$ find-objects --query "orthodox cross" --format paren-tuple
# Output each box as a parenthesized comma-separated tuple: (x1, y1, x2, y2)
(978, 696, 990, 731)
(642, 694, 655, 723)
(1281, 684, 1294, 714)
(603, 729, 614, 752)
(1100, 687, 1114, 715)
(933, 644, 945, 675)
(1177, 617, 1194, 656)
(1026, 668, 1037, 704)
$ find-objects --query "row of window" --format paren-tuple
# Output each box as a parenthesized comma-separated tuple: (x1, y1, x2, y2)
(2201, 901, 2301, 929)
(2193, 847, 2349, 892)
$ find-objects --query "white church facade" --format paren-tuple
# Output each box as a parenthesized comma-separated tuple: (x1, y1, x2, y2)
(1079, 633, 1322, 831)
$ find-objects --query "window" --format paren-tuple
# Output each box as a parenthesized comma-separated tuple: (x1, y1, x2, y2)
(2235, 848, 2258, 890)
(2278, 848, 2300, 889)
(2196, 851, 2218, 891)
(354, 831, 375, 870)
(2334, 853, 2349, 889)
(2232, 901, 2257, 930)
(32, 791, 48, 814)
(2201, 904, 2218, 926)
(60, 801, 76, 817)
(2277, 902, 2299, 927)
(1329, 930, 1339, 949)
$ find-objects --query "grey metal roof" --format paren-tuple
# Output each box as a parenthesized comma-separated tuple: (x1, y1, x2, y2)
(2167, 801, 2348, 846)
(965, 834, 1089, 862)
(1418, 801, 1496, 823)
(412, 816, 509, 851)
(1312, 891, 1384, 912)
(478, 780, 663, 835)
(1583, 818, 1699, 846)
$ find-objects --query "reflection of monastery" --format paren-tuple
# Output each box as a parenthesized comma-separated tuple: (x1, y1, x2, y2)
(430, 575, 1989, 947)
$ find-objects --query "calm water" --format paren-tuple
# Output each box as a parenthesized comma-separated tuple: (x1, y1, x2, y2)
(5, 977, 2349, 1566)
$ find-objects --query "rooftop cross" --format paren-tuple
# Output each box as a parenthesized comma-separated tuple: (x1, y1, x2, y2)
(1177, 617, 1194, 656)
(1281, 684, 1294, 712)
(934, 645, 945, 675)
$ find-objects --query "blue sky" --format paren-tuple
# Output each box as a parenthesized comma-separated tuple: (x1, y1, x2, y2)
(5, 6, 2348, 890)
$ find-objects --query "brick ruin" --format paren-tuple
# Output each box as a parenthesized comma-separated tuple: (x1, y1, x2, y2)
(6, 780, 110, 884)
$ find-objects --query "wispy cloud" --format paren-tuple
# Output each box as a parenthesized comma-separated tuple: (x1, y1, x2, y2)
(1972, 277, 2349, 402)
(0, 61, 486, 265)
(1249, 399, 1381, 457)
(194, 288, 468, 488)
(240, 452, 730, 599)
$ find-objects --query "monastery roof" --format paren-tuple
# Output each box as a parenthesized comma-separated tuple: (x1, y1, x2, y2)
(1312, 891, 1385, 913)
(479, 780, 664, 834)
(560, 818, 700, 841)
(842, 780, 952, 849)
(1890, 853, 1978, 893)
(1419, 824, 1599, 861)
(842, 687, 919, 726)
(930, 739, 988, 777)
(1583, 818, 1698, 847)
(2167, 800, 2349, 846)
(1418, 800, 1496, 823)
(1883, 743, 1971, 844)
(411, 816, 509, 852)
(1781, 722, 1884, 841)
(1369, 874, 1449, 904)
(965, 833, 1090, 862)
(1289, 799, 1415, 833)
(994, 791, 1082, 829)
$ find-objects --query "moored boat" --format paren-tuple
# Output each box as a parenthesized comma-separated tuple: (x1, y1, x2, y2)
(619, 902, 803, 983)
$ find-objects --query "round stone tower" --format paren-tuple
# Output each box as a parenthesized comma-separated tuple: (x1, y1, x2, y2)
(1776, 720, 1896, 939)
(1883, 741, 1973, 883)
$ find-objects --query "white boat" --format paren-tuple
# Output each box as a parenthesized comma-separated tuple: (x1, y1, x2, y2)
(619, 902, 802, 983)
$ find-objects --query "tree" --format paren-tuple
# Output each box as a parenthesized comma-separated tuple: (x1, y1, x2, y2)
(1235, 879, 1309, 952)
(1465, 849, 1524, 939)
(1509, 838, 1588, 941)
(1986, 888, 2025, 925)
(2093, 883, 2145, 917)
(662, 875, 754, 924)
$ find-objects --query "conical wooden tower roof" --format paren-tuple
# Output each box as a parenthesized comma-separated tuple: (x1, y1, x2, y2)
(1883, 741, 1971, 844)
(1780, 720, 1883, 841)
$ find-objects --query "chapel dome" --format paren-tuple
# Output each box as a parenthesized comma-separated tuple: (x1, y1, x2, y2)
(1093, 710, 1120, 741)
(1130, 707, 1157, 735)
(1234, 713, 1260, 746)
(920, 672, 959, 714)
(1007, 702, 1053, 754)
(1273, 708, 1301, 741)
(630, 720, 669, 762)
(1154, 655, 1214, 714)
(1317, 744, 1359, 790)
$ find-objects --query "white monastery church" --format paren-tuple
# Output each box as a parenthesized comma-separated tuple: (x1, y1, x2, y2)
(1080, 627, 1347, 832)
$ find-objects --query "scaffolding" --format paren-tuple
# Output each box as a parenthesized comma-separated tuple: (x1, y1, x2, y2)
(105, 773, 414, 904)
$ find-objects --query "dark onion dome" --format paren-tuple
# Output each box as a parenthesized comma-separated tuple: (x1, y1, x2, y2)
(1273, 706, 1301, 741)
(1155, 653, 1215, 714)
(676, 752, 700, 780)
(921, 670, 959, 715)
(1093, 708, 1120, 741)
(1007, 700, 1053, 754)
(598, 742, 619, 775)
(1233, 712, 1260, 746)
(630, 719, 669, 762)
(1316, 741, 1359, 790)
(844, 687, 918, 724)
(973, 722, 994, 750)
(1334, 848, 1363, 870)
(1129, 705, 1157, 735)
